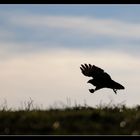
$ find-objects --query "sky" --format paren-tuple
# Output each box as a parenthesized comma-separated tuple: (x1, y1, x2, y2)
(0, 4, 140, 109)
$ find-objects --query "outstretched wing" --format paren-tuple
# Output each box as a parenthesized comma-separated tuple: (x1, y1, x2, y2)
(80, 64, 111, 79)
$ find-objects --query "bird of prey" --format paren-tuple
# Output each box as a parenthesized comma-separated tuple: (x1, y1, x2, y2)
(80, 64, 125, 94)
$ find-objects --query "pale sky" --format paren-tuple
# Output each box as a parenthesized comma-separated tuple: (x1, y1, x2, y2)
(0, 4, 140, 109)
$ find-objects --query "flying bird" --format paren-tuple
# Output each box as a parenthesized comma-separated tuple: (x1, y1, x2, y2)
(80, 64, 125, 94)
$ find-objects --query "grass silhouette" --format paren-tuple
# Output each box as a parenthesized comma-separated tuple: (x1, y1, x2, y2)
(0, 98, 140, 135)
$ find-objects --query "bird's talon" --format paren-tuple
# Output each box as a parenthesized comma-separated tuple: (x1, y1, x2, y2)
(113, 89, 117, 94)
(89, 89, 95, 93)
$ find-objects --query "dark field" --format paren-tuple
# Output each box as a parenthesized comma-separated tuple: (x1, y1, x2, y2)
(0, 104, 140, 135)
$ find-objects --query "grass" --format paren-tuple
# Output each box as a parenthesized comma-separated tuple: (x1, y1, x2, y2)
(0, 99, 140, 135)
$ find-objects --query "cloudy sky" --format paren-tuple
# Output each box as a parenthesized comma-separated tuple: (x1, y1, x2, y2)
(0, 4, 140, 109)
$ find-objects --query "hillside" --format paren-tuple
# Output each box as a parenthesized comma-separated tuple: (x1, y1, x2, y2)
(0, 104, 140, 135)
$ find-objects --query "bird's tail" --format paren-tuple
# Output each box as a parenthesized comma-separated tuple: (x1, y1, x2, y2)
(111, 80, 125, 90)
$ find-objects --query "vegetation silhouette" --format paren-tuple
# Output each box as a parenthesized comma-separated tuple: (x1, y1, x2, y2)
(80, 64, 125, 94)
(0, 100, 140, 135)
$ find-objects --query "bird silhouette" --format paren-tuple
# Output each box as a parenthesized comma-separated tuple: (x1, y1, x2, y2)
(80, 64, 125, 94)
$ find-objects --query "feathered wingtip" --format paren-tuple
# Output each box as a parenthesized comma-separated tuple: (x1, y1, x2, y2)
(80, 63, 94, 77)
(80, 63, 104, 74)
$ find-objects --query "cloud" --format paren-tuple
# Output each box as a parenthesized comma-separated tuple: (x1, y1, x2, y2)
(0, 10, 140, 108)
(0, 11, 140, 56)
(0, 28, 15, 40)
(6, 14, 140, 40)
(0, 48, 140, 108)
